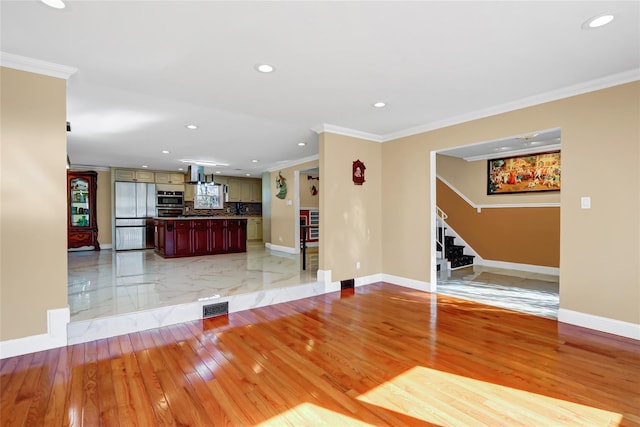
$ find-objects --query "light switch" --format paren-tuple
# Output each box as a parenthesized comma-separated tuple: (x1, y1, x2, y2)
(581, 196, 591, 209)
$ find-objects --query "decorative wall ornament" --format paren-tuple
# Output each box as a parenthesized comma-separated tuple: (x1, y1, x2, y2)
(275, 171, 287, 199)
(352, 160, 366, 185)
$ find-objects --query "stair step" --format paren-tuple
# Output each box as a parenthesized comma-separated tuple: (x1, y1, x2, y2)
(449, 255, 475, 269)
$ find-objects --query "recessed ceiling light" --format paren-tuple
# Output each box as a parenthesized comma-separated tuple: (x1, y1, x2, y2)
(215, 171, 222, 174)
(162, 150, 170, 154)
(185, 124, 198, 130)
(41, 0, 65, 9)
(252, 159, 259, 163)
(245, 173, 251, 177)
(178, 168, 184, 171)
(141, 165, 149, 168)
(494, 147, 511, 152)
(373, 102, 386, 108)
(255, 63, 275, 73)
(298, 142, 306, 146)
(582, 13, 615, 30)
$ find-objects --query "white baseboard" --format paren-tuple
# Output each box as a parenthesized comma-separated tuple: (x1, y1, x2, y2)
(0, 307, 70, 359)
(265, 242, 297, 254)
(558, 309, 640, 340)
(479, 259, 560, 276)
(381, 274, 434, 292)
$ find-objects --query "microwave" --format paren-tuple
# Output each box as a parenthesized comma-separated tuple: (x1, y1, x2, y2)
(157, 190, 184, 207)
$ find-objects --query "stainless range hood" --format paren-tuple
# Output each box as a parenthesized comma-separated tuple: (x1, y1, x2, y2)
(187, 165, 204, 183)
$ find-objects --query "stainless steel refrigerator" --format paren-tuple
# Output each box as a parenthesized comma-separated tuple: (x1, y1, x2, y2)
(114, 182, 156, 250)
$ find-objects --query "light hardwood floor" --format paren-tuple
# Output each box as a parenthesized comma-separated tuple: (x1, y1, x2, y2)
(2, 283, 639, 426)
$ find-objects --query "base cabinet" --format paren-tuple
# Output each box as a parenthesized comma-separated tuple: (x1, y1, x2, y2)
(154, 218, 247, 258)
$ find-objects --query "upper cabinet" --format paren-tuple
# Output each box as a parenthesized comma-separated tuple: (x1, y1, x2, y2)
(155, 172, 185, 184)
(114, 169, 155, 183)
(228, 178, 262, 202)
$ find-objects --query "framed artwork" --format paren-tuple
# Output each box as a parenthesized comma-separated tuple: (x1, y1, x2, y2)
(353, 160, 366, 185)
(487, 151, 560, 194)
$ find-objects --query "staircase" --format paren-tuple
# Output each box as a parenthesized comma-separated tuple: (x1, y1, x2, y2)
(436, 206, 475, 271)
(437, 228, 475, 269)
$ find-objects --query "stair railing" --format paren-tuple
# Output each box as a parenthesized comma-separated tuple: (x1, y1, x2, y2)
(436, 206, 448, 260)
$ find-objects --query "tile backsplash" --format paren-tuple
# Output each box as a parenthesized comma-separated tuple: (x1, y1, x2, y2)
(183, 201, 262, 217)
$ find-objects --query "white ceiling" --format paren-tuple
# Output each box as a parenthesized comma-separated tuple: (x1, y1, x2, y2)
(1, 1, 638, 175)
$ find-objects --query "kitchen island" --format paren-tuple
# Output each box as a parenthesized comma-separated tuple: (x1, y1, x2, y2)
(154, 217, 247, 258)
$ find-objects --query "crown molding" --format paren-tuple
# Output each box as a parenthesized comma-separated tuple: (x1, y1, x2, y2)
(265, 154, 319, 173)
(312, 123, 383, 143)
(0, 52, 77, 80)
(382, 69, 640, 142)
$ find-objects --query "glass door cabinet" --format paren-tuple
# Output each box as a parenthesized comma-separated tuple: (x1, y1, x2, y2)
(67, 171, 100, 250)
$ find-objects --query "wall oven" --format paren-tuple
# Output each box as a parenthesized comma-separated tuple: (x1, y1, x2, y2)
(156, 208, 183, 218)
(157, 190, 184, 208)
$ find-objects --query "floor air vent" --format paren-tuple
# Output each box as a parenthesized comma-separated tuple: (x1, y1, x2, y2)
(203, 301, 228, 318)
(341, 279, 355, 290)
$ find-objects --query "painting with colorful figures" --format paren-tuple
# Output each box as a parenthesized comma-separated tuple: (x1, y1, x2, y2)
(487, 151, 560, 194)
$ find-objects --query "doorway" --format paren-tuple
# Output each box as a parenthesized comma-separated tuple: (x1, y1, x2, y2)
(431, 129, 561, 318)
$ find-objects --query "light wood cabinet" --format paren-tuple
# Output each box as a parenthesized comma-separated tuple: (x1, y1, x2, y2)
(184, 184, 194, 202)
(247, 217, 263, 241)
(155, 172, 185, 184)
(228, 178, 262, 202)
(114, 169, 155, 182)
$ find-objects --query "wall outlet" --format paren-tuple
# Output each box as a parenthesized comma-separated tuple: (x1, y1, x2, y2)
(356, 261, 361, 269)
(278, 236, 283, 242)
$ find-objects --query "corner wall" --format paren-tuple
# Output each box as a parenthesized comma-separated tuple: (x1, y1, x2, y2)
(319, 133, 382, 282)
(1, 67, 68, 342)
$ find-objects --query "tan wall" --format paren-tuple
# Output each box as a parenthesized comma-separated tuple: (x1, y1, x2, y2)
(382, 82, 640, 324)
(436, 154, 560, 205)
(1, 67, 68, 340)
(299, 173, 320, 208)
(269, 160, 319, 249)
(319, 133, 382, 282)
(437, 179, 560, 267)
(96, 170, 112, 245)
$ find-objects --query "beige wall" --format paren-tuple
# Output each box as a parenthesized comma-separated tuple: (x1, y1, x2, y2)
(436, 154, 561, 205)
(96, 169, 112, 246)
(382, 82, 640, 325)
(319, 133, 382, 282)
(299, 173, 320, 208)
(269, 160, 319, 249)
(1, 67, 68, 340)
(437, 179, 560, 267)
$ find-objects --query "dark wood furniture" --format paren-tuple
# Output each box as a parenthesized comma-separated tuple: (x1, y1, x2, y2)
(154, 217, 246, 258)
(67, 170, 100, 250)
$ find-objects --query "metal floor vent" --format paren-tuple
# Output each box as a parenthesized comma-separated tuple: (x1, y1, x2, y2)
(341, 279, 355, 290)
(203, 301, 228, 318)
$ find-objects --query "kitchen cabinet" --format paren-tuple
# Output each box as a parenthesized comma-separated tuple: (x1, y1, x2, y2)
(155, 172, 185, 184)
(174, 220, 192, 256)
(154, 218, 247, 258)
(114, 169, 155, 183)
(68, 171, 100, 250)
(184, 184, 194, 202)
(247, 217, 263, 241)
(228, 178, 262, 202)
(226, 219, 247, 252)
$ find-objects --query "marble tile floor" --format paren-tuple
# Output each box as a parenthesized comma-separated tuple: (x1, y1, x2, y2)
(437, 265, 560, 319)
(67, 243, 320, 344)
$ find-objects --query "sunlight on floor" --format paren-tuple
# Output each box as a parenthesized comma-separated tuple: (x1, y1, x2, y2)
(258, 403, 372, 426)
(357, 366, 622, 426)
